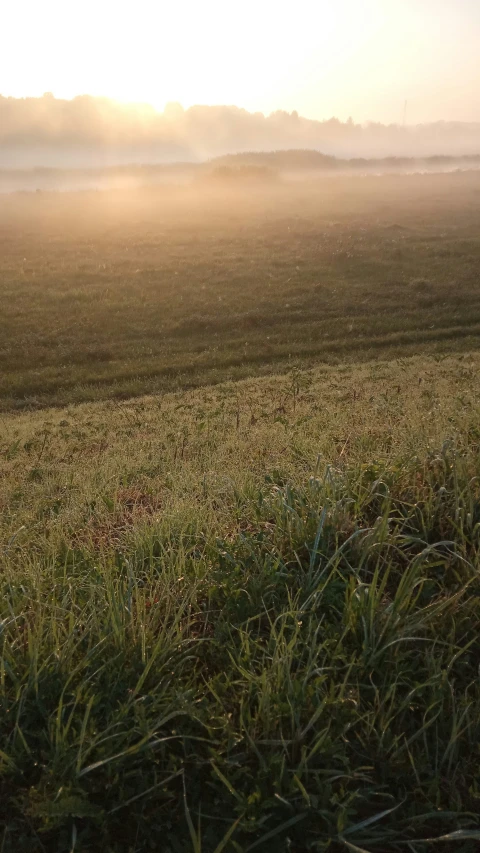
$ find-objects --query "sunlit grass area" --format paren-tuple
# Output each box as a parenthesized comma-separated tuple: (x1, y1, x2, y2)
(2, 354, 480, 851)
(1, 171, 480, 410)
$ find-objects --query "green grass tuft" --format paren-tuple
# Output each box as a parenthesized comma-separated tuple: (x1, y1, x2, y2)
(1, 355, 480, 850)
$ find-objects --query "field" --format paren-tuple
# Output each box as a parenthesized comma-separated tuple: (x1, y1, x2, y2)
(1, 173, 480, 852)
(1, 171, 480, 409)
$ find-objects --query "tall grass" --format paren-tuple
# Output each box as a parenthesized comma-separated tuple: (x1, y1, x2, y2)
(1, 355, 480, 850)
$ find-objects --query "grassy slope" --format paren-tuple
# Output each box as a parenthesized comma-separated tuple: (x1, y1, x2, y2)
(1, 172, 480, 409)
(2, 354, 480, 851)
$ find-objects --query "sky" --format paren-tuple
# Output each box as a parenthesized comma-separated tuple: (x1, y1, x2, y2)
(2, 0, 479, 124)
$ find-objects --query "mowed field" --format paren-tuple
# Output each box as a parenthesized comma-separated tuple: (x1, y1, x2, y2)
(2, 173, 480, 852)
(1, 171, 480, 409)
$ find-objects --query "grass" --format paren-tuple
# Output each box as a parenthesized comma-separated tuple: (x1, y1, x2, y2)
(2, 354, 480, 851)
(2, 171, 480, 409)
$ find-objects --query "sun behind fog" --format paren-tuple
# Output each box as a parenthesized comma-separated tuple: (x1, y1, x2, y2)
(6, 0, 477, 123)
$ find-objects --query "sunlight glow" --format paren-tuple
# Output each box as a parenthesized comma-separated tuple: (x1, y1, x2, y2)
(2, 0, 480, 123)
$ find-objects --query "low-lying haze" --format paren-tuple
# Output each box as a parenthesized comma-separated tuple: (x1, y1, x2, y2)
(2, 94, 480, 170)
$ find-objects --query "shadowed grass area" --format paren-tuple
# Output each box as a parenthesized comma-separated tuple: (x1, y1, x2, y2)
(1, 171, 480, 409)
(1, 355, 480, 851)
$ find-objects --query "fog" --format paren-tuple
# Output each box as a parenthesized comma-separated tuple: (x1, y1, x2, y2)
(2, 95, 480, 174)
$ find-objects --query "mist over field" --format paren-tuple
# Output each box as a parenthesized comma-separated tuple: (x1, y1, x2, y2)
(3, 167, 480, 849)
(5, 83, 480, 853)
(2, 93, 480, 171)
(4, 0, 480, 845)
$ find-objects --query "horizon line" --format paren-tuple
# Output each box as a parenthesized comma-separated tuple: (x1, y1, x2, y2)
(2, 92, 480, 129)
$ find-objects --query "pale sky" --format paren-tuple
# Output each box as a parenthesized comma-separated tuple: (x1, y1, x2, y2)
(2, 0, 479, 124)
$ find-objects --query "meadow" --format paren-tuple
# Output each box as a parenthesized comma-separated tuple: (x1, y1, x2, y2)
(1, 171, 480, 409)
(1, 173, 480, 851)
